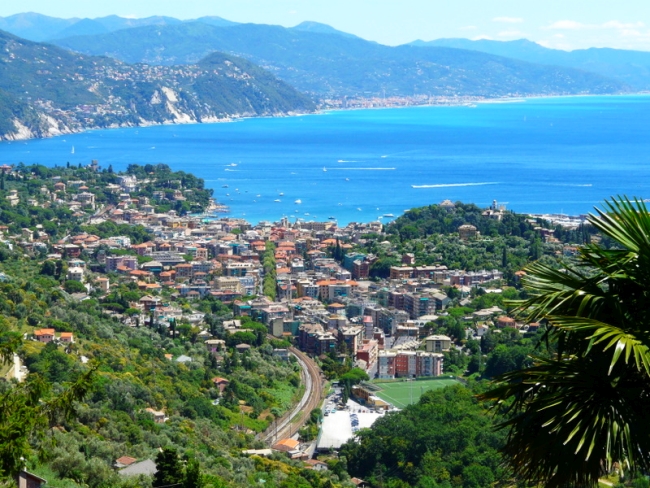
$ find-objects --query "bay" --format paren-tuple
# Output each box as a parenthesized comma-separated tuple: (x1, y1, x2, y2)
(1, 94, 650, 225)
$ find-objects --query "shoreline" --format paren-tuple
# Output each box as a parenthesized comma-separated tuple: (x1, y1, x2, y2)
(1, 92, 647, 144)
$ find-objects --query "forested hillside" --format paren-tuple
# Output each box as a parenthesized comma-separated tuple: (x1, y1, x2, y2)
(50, 22, 627, 98)
(0, 29, 315, 140)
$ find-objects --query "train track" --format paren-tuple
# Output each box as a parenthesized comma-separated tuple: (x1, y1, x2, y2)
(262, 345, 323, 444)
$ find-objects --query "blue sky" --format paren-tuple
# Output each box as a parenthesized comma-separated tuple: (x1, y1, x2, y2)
(2, 0, 650, 51)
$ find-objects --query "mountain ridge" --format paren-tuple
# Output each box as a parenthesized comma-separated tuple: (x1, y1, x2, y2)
(411, 38, 650, 90)
(49, 22, 629, 98)
(0, 29, 315, 140)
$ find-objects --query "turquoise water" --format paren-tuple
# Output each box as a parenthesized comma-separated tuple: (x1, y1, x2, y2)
(2, 95, 650, 224)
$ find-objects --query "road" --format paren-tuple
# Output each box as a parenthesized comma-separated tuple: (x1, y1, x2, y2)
(262, 346, 323, 444)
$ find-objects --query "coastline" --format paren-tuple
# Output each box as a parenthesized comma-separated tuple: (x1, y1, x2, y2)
(1, 91, 646, 144)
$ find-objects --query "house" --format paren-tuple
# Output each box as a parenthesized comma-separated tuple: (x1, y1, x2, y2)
(272, 438, 300, 452)
(211, 377, 230, 394)
(114, 456, 137, 469)
(425, 335, 452, 353)
(144, 408, 166, 423)
(34, 328, 55, 343)
(59, 332, 74, 344)
(66, 267, 84, 282)
(305, 459, 329, 471)
(17, 470, 47, 488)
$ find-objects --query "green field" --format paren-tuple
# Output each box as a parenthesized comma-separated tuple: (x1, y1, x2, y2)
(373, 378, 461, 408)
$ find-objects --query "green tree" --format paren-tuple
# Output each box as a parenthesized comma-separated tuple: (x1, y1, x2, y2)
(153, 447, 184, 488)
(64, 280, 86, 294)
(481, 197, 650, 487)
(184, 458, 203, 488)
(0, 360, 95, 480)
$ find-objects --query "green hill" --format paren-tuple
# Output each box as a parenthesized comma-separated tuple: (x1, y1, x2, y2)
(50, 22, 628, 98)
(0, 29, 315, 140)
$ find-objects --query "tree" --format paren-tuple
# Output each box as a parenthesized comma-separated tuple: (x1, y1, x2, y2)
(481, 197, 650, 487)
(0, 322, 96, 481)
(64, 280, 86, 294)
(183, 458, 203, 488)
(153, 447, 183, 488)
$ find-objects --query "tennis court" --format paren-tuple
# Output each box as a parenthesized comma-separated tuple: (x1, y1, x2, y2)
(373, 378, 461, 408)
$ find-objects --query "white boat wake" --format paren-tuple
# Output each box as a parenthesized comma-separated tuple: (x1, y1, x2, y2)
(412, 182, 499, 188)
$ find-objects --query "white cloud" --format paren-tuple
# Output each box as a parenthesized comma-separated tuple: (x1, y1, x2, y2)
(493, 17, 524, 24)
(545, 20, 585, 30)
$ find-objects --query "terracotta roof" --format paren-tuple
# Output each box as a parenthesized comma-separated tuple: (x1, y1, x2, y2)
(115, 456, 137, 466)
(273, 438, 300, 451)
(34, 328, 55, 336)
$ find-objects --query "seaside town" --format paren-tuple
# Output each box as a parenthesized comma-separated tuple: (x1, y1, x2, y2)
(0, 159, 596, 486)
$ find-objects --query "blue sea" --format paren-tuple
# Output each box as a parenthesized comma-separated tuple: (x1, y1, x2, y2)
(1, 95, 650, 225)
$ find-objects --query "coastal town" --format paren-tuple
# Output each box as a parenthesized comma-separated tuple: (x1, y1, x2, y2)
(2, 161, 556, 383)
(0, 160, 589, 485)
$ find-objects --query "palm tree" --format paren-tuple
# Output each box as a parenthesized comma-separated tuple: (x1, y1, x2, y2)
(480, 197, 650, 487)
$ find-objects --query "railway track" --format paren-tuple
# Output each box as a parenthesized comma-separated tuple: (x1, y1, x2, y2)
(262, 345, 323, 444)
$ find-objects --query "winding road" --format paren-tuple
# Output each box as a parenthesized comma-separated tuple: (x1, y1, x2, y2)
(262, 346, 324, 444)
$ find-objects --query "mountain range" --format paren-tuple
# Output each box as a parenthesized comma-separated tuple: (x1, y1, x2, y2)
(0, 30, 314, 140)
(48, 21, 625, 98)
(0, 12, 647, 141)
(411, 38, 650, 90)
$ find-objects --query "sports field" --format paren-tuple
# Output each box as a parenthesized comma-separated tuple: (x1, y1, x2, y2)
(373, 378, 461, 408)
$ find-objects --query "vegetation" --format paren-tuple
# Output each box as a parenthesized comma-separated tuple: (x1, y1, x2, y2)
(341, 384, 508, 488)
(0, 29, 314, 139)
(263, 242, 277, 300)
(51, 21, 627, 99)
(481, 197, 650, 487)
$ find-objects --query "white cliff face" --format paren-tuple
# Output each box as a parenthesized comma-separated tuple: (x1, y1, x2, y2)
(3, 120, 34, 140)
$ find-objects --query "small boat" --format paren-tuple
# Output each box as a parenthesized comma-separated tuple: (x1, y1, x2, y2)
(383, 213, 395, 217)
(323, 167, 327, 172)
(345, 178, 350, 181)
(71, 146, 75, 154)
(328, 216, 336, 220)
(304, 212, 310, 216)
(279, 192, 284, 196)
(229, 163, 238, 167)
(295, 199, 302, 204)
(274, 199, 281, 202)
(222, 185, 228, 188)
(357, 208, 362, 211)
(256, 194, 261, 197)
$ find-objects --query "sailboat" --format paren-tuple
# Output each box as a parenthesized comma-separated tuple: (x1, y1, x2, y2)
(323, 167, 327, 172)
(71, 146, 75, 154)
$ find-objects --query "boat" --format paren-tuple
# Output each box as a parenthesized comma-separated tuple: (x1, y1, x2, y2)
(229, 163, 238, 167)
(357, 208, 362, 211)
(71, 146, 75, 154)
(345, 178, 350, 181)
(274, 199, 281, 202)
(304, 213, 310, 216)
(328, 216, 336, 220)
(222, 185, 228, 188)
(383, 213, 395, 218)
(295, 199, 302, 204)
(323, 167, 327, 172)
(279, 192, 284, 196)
